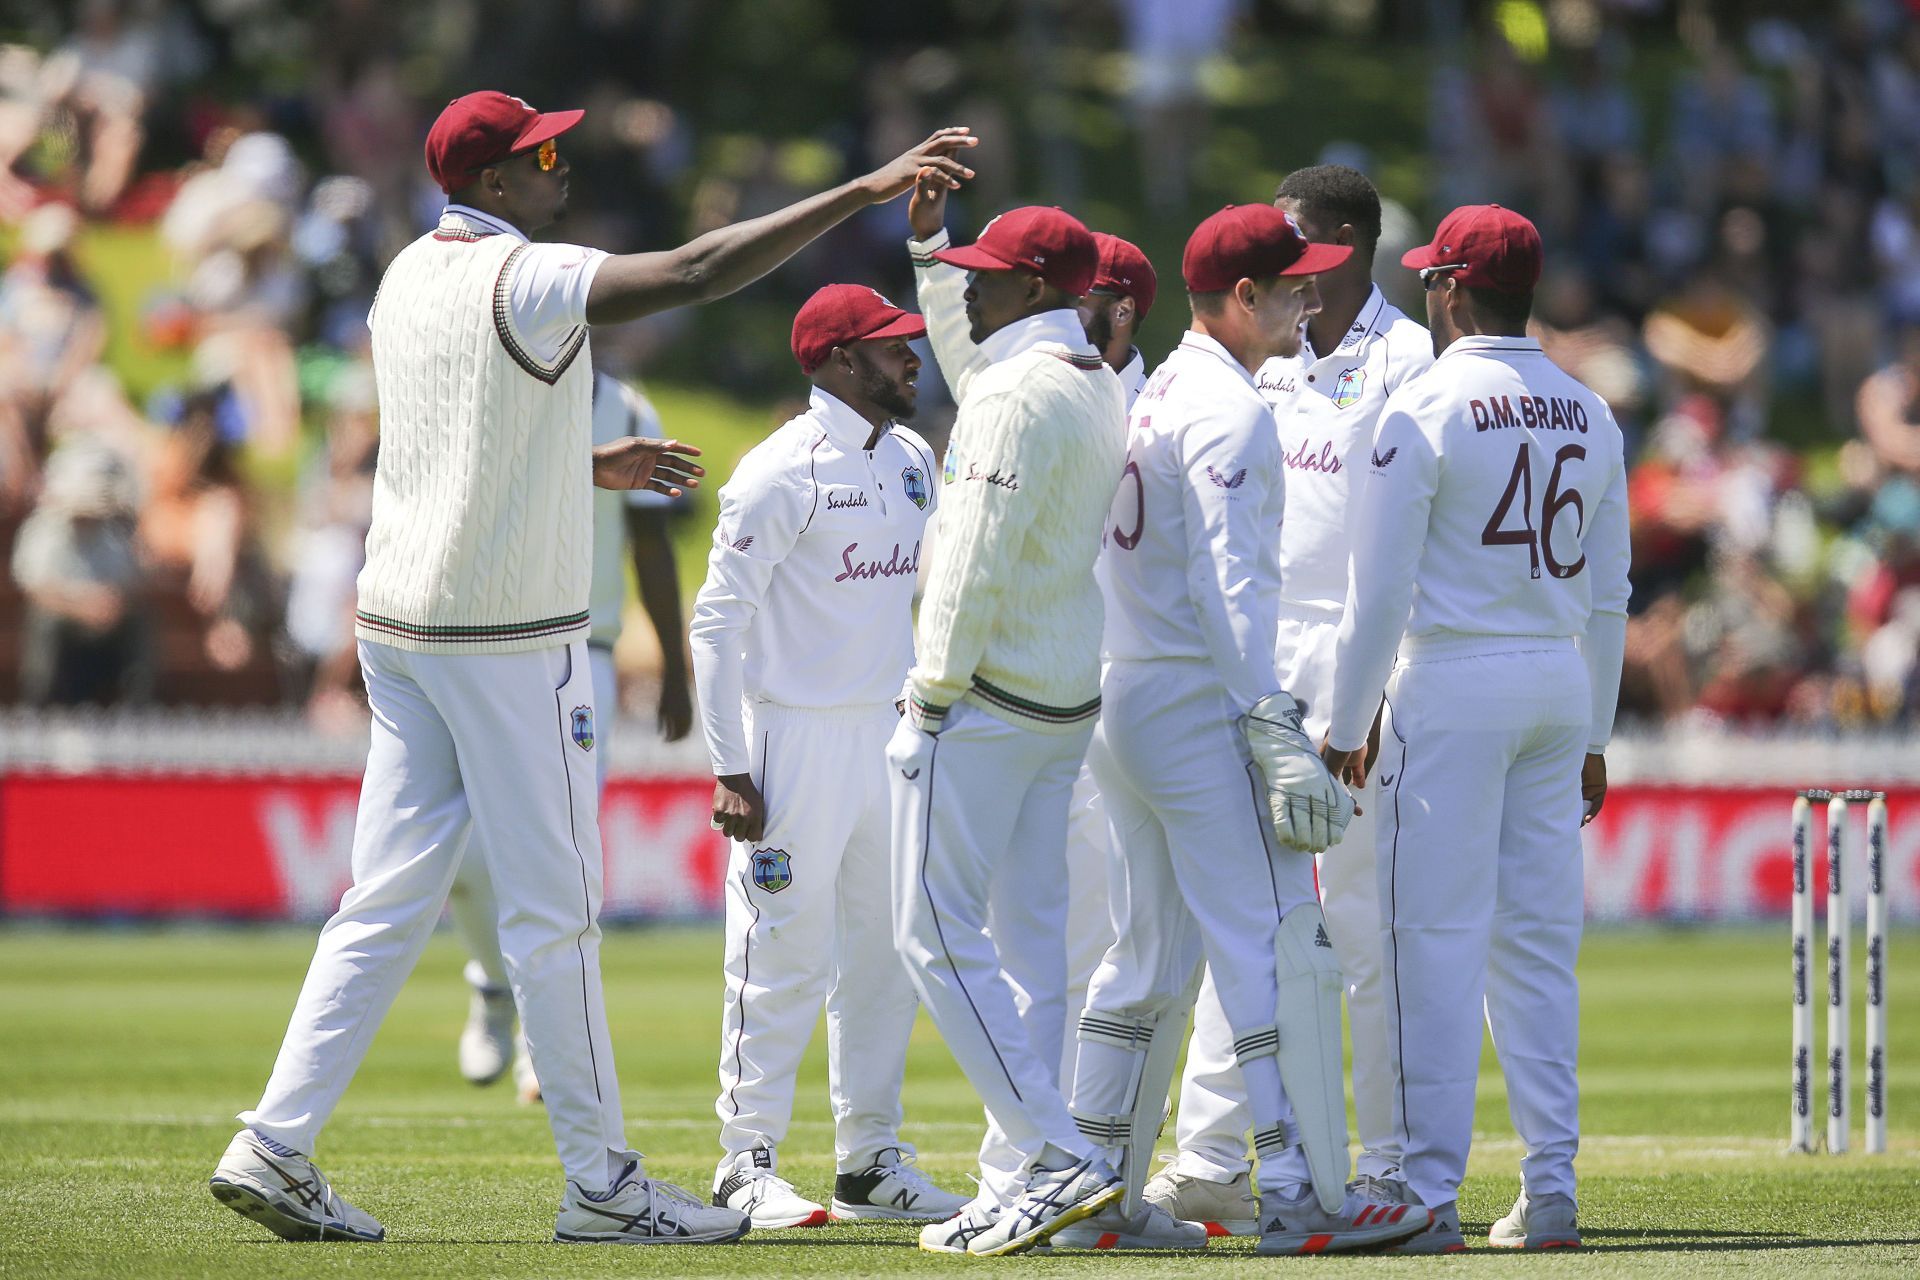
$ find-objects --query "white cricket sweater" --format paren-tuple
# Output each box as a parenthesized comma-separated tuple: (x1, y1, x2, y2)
(907, 236, 1127, 732)
(358, 216, 596, 652)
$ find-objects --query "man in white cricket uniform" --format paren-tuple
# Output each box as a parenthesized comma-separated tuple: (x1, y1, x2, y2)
(1063, 204, 1424, 1257)
(1163, 167, 1434, 1231)
(449, 370, 691, 1104)
(688, 285, 967, 1230)
(1323, 205, 1629, 1253)
(209, 91, 979, 1246)
(905, 174, 1158, 1217)
(887, 204, 1129, 1257)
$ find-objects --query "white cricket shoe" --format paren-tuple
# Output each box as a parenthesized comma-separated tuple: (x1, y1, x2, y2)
(458, 977, 515, 1085)
(1385, 1198, 1467, 1254)
(1044, 1198, 1210, 1251)
(208, 1128, 384, 1242)
(1142, 1158, 1260, 1237)
(712, 1148, 827, 1228)
(919, 1197, 1001, 1252)
(1254, 1187, 1432, 1255)
(1489, 1190, 1581, 1249)
(830, 1146, 969, 1221)
(512, 1028, 541, 1105)
(1351, 1169, 1418, 1207)
(555, 1162, 750, 1244)
(966, 1153, 1123, 1256)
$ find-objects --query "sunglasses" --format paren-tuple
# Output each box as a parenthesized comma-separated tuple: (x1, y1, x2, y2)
(1420, 262, 1469, 290)
(469, 138, 559, 176)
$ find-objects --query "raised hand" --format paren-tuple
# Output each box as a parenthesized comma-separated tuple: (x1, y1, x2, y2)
(591, 436, 704, 495)
(909, 164, 954, 241)
(862, 126, 977, 204)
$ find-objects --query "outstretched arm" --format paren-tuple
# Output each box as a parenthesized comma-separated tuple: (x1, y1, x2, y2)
(585, 128, 977, 325)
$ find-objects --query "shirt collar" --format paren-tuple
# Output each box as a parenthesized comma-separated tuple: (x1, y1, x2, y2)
(1302, 284, 1388, 364)
(809, 387, 887, 449)
(1438, 333, 1544, 362)
(978, 308, 1096, 364)
(1176, 330, 1259, 390)
(441, 204, 528, 243)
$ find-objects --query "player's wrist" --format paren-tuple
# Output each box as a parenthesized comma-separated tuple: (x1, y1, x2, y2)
(908, 227, 951, 258)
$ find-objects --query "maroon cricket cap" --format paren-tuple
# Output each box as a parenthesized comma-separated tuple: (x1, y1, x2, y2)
(1401, 204, 1543, 294)
(425, 91, 584, 194)
(791, 284, 928, 374)
(1091, 233, 1158, 321)
(1183, 204, 1352, 292)
(932, 206, 1098, 296)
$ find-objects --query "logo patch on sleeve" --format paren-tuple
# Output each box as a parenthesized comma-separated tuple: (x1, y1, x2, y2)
(1206, 465, 1248, 489)
(570, 706, 595, 752)
(1370, 446, 1398, 469)
(750, 848, 792, 893)
(942, 448, 958, 485)
(901, 463, 929, 510)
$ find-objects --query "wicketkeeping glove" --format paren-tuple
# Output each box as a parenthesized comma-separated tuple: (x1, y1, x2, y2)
(1239, 690, 1356, 853)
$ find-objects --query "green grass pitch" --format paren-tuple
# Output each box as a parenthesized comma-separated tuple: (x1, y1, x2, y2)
(2, 925, 1917, 1277)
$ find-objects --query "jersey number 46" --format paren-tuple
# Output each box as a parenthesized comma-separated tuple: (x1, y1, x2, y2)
(1481, 442, 1587, 580)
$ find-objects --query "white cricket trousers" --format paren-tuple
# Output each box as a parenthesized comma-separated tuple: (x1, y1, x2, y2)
(889, 701, 1093, 1175)
(1377, 636, 1588, 1210)
(242, 639, 634, 1192)
(976, 762, 1115, 1205)
(1177, 610, 1397, 1180)
(715, 701, 918, 1171)
(1073, 658, 1317, 1197)
(448, 645, 617, 990)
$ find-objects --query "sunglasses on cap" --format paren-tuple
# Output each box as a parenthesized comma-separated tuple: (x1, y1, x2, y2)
(1420, 262, 1469, 290)
(468, 138, 560, 176)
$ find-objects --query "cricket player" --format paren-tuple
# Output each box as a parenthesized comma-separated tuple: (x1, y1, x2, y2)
(1322, 205, 1629, 1252)
(1157, 166, 1435, 1233)
(688, 284, 968, 1230)
(209, 90, 976, 1246)
(906, 176, 1158, 1218)
(1061, 203, 1427, 1257)
(449, 369, 692, 1106)
(888, 201, 1129, 1257)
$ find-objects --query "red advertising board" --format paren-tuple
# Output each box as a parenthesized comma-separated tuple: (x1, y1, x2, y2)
(0, 772, 728, 920)
(0, 774, 1915, 922)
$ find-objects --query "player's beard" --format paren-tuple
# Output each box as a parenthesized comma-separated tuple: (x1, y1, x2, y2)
(855, 354, 917, 421)
(1081, 300, 1114, 354)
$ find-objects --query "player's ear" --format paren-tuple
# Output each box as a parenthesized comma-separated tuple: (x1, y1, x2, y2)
(1114, 296, 1136, 330)
(1337, 223, 1356, 247)
(1234, 277, 1259, 315)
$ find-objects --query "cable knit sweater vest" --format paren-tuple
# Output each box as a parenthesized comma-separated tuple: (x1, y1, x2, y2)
(357, 226, 592, 653)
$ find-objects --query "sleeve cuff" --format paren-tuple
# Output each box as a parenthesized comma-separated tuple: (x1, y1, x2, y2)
(908, 228, 951, 265)
(905, 693, 949, 733)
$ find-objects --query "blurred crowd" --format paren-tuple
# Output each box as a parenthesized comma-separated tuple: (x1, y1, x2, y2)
(2, 0, 1919, 728)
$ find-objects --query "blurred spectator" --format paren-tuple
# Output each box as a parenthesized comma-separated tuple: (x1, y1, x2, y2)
(139, 390, 275, 676)
(10, 437, 148, 705)
(1855, 321, 1920, 480)
(0, 202, 105, 505)
(283, 363, 377, 728)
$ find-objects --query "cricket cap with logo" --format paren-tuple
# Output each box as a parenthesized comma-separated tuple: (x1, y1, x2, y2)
(791, 284, 928, 374)
(1400, 204, 1543, 294)
(1183, 204, 1352, 292)
(1091, 233, 1158, 321)
(425, 91, 584, 194)
(931, 206, 1098, 295)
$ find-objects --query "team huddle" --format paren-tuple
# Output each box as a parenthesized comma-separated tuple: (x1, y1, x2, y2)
(205, 93, 1628, 1257)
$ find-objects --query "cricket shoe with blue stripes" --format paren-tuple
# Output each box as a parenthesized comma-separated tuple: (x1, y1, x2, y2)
(712, 1147, 828, 1228)
(208, 1128, 384, 1242)
(1041, 1198, 1210, 1251)
(919, 1197, 1001, 1252)
(556, 1161, 750, 1244)
(1254, 1187, 1433, 1255)
(1489, 1190, 1580, 1249)
(831, 1147, 970, 1222)
(965, 1153, 1124, 1256)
